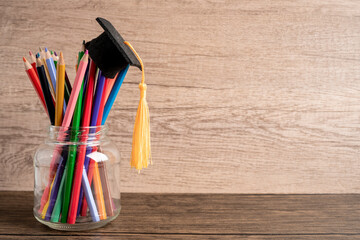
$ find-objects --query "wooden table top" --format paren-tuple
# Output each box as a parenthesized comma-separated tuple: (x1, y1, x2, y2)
(0, 191, 359, 239)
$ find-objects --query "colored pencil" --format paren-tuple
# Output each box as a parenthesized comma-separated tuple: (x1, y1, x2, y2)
(90, 71, 107, 220)
(36, 57, 55, 125)
(29, 51, 37, 74)
(41, 177, 55, 218)
(45, 152, 67, 220)
(46, 48, 67, 115)
(45, 48, 57, 92)
(96, 78, 113, 217)
(97, 66, 130, 218)
(61, 50, 88, 128)
(64, 73, 71, 105)
(102, 65, 129, 124)
(79, 61, 97, 216)
(38, 51, 89, 213)
(39, 47, 54, 96)
(81, 59, 90, 104)
(50, 169, 66, 222)
(103, 74, 117, 103)
(23, 57, 47, 115)
(80, 71, 107, 219)
(61, 50, 86, 223)
(98, 66, 129, 216)
(55, 52, 65, 126)
(61, 117, 81, 223)
(82, 169, 100, 222)
(55, 51, 72, 105)
(54, 51, 59, 64)
(67, 59, 97, 224)
(76, 61, 96, 217)
(98, 158, 113, 216)
(80, 67, 129, 217)
(93, 160, 106, 220)
(65, 72, 72, 94)
(51, 51, 57, 66)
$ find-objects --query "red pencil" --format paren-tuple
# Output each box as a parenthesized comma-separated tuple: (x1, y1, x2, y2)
(67, 60, 96, 224)
(23, 57, 47, 113)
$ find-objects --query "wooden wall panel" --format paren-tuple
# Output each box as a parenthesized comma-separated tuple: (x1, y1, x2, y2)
(0, 0, 360, 193)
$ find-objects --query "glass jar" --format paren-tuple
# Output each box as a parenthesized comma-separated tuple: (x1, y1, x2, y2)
(33, 125, 121, 231)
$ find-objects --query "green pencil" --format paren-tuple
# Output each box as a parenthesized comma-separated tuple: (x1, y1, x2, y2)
(61, 50, 85, 223)
(51, 170, 66, 222)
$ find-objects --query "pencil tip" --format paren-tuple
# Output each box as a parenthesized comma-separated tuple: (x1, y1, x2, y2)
(45, 47, 48, 52)
(36, 53, 40, 58)
(39, 47, 43, 52)
(29, 51, 33, 56)
(85, 50, 88, 54)
(23, 57, 26, 62)
(54, 51, 58, 56)
(60, 52, 63, 58)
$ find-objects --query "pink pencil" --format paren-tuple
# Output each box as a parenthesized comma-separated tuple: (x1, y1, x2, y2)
(61, 50, 89, 127)
(39, 51, 89, 212)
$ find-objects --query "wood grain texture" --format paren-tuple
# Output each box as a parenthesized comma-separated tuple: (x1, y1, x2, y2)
(1, 0, 360, 193)
(3, 237, 360, 240)
(0, 192, 360, 239)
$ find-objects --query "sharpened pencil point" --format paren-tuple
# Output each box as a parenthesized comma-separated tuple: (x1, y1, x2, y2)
(36, 53, 40, 58)
(54, 51, 58, 56)
(85, 50, 88, 54)
(29, 51, 33, 56)
(59, 52, 65, 65)
(45, 47, 48, 52)
(39, 47, 43, 52)
(23, 56, 26, 62)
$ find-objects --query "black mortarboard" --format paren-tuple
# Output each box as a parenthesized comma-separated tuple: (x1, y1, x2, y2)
(85, 17, 141, 78)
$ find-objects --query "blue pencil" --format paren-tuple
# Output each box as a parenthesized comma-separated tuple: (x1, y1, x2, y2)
(45, 48, 57, 92)
(82, 169, 100, 222)
(45, 48, 67, 114)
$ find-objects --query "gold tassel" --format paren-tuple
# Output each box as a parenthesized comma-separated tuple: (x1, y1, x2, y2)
(124, 41, 151, 172)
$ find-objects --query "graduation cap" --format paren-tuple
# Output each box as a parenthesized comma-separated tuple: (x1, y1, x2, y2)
(86, 17, 151, 171)
(85, 17, 141, 78)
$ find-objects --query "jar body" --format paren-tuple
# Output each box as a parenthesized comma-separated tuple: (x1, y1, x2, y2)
(33, 126, 121, 231)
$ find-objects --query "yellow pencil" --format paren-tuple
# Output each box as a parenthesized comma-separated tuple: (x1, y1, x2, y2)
(55, 52, 65, 126)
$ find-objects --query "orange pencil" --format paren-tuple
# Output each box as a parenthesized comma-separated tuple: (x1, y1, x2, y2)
(23, 57, 47, 113)
(93, 161, 106, 220)
(104, 74, 118, 103)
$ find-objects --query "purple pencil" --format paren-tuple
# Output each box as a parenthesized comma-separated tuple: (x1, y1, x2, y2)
(44, 151, 67, 220)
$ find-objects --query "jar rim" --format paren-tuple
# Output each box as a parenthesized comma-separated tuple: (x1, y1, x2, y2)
(46, 125, 109, 145)
(48, 125, 108, 132)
